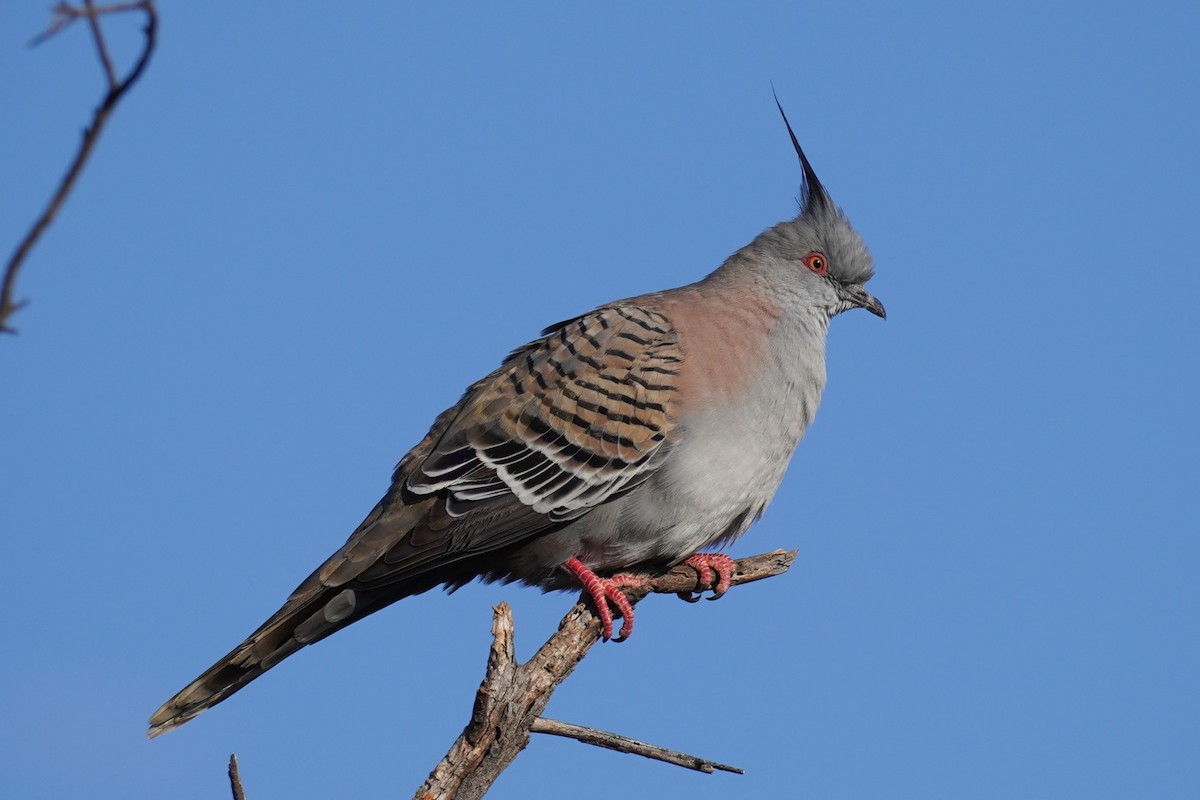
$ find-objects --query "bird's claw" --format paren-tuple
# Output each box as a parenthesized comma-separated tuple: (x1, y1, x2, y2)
(680, 553, 736, 601)
(563, 557, 644, 640)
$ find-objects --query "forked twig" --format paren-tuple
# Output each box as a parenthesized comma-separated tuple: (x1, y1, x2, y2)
(414, 549, 796, 800)
(1, 1, 158, 333)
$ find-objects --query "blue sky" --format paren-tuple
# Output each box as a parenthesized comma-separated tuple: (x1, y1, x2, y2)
(3, 2, 1197, 798)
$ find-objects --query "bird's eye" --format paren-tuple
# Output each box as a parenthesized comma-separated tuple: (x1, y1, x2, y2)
(803, 252, 829, 276)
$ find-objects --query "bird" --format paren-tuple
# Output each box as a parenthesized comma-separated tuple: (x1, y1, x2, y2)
(148, 97, 884, 738)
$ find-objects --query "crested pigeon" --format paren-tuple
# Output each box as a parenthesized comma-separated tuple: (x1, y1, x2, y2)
(148, 99, 883, 737)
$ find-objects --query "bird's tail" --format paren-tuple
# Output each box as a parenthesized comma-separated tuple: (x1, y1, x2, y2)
(146, 567, 431, 738)
(147, 584, 337, 737)
(148, 492, 492, 736)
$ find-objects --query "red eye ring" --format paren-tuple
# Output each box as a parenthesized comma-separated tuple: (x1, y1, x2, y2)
(803, 251, 829, 276)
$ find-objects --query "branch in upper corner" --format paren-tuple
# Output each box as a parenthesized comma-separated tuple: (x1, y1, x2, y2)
(412, 548, 796, 800)
(1, 1, 158, 334)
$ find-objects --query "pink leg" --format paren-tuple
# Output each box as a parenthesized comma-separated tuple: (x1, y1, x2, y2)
(562, 558, 644, 640)
(680, 553, 736, 602)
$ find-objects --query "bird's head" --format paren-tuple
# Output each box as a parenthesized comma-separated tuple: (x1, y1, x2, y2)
(748, 96, 884, 321)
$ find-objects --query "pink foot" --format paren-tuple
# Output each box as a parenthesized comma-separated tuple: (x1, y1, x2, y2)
(563, 558, 644, 640)
(679, 553, 736, 602)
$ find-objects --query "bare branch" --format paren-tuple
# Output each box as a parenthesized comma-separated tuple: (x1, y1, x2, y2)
(530, 717, 744, 775)
(1, 1, 158, 334)
(228, 753, 247, 800)
(413, 549, 796, 800)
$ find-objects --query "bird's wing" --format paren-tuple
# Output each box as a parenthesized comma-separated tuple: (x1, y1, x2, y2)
(416, 304, 684, 515)
(313, 301, 685, 592)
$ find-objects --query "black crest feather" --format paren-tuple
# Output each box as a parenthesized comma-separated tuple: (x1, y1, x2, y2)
(773, 89, 832, 215)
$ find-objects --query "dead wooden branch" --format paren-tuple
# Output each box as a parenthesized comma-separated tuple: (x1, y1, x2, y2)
(1, 1, 158, 334)
(529, 717, 744, 775)
(228, 753, 247, 800)
(413, 549, 796, 800)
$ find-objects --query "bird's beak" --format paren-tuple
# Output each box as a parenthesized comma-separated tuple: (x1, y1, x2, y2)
(839, 283, 886, 319)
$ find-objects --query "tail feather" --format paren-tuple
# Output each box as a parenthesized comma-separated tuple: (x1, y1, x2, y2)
(147, 589, 330, 737)
(147, 562, 460, 737)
